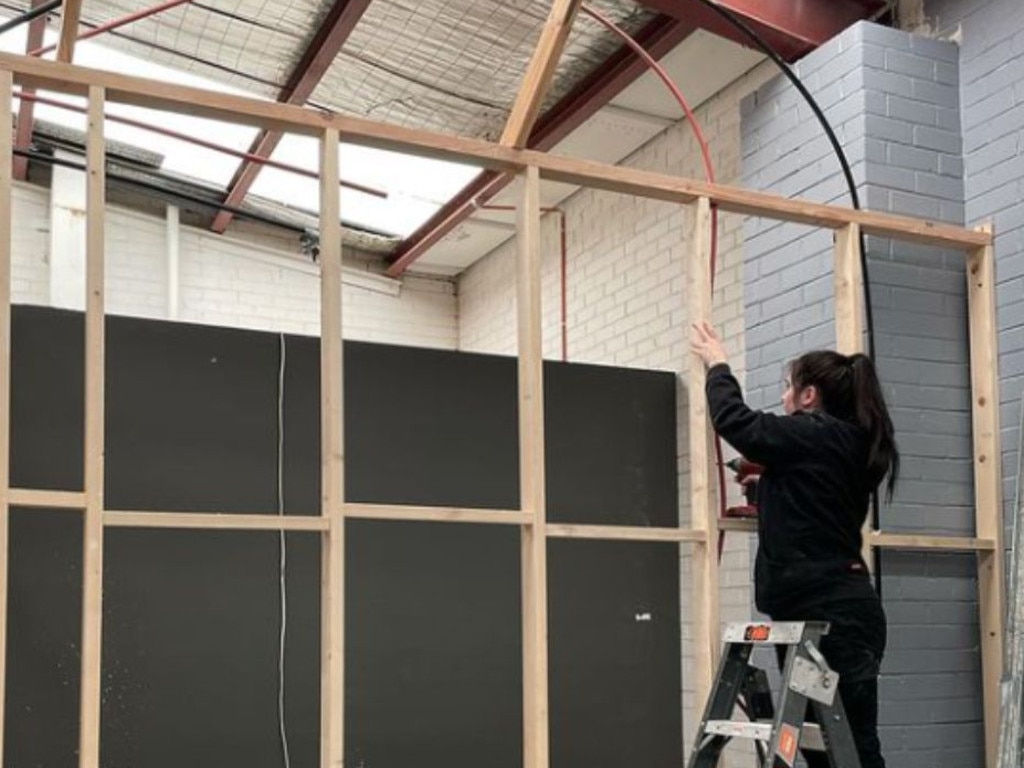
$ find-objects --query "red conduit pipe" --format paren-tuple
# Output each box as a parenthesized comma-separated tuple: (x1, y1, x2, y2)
(479, 203, 569, 362)
(581, 5, 731, 557)
(579, 5, 719, 268)
(30, 0, 194, 57)
(12, 89, 387, 199)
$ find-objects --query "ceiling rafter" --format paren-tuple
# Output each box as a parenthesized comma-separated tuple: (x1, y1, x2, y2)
(386, 13, 696, 278)
(56, 0, 82, 62)
(210, 0, 374, 233)
(501, 0, 583, 149)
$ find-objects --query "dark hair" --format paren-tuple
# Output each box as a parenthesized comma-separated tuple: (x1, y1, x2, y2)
(789, 350, 900, 499)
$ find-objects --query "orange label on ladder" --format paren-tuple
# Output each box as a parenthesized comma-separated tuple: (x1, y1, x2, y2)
(777, 724, 799, 767)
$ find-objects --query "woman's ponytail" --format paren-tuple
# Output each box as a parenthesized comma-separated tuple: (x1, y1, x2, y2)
(789, 350, 900, 498)
(848, 354, 899, 500)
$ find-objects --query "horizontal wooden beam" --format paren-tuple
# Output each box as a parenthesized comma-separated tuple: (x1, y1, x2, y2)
(8, 491, 1001, 549)
(718, 518, 996, 552)
(104, 511, 329, 531)
(869, 531, 996, 551)
(717, 517, 756, 533)
(9, 488, 86, 508)
(546, 523, 706, 543)
(0, 52, 990, 252)
(536, 160, 989, 249)
(345, 503, 529, 525)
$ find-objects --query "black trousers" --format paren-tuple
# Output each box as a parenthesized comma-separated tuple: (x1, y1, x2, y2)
(772, 598, 886, 768)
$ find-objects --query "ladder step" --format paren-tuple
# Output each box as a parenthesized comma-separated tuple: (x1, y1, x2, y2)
(722, 622, 821, 645)
(704, 721, 826, 751)
(705, 720, 770, 740)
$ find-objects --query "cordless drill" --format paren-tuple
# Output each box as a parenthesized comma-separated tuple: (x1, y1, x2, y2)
(724, 457, 762, 518)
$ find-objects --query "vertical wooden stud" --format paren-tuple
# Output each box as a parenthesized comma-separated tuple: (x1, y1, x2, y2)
(833, 224, 865, 355)
(688, 196, 719, 719)
(0, 69, 13, 767)
(319, 128, 345, 768)
(833, 224, 873, 568)
(967, 224, 1005, 768)
(517, 165, 549, 768)
(80, 84, 106, 768)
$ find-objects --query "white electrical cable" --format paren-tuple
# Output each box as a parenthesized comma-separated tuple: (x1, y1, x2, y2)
(277, 333, 292, 768)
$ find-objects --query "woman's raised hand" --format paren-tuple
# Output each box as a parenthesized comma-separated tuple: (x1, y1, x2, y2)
(690, 320, 728, 369)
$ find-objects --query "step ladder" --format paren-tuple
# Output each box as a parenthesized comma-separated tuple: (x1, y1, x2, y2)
(688, 621, 862, 768)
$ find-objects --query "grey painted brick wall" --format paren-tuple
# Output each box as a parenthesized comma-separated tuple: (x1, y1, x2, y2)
(926, 0, 1024, 548)
(741, 22, 982, 768)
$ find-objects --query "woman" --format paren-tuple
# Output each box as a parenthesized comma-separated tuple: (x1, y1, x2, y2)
(691, 321, 898, 768)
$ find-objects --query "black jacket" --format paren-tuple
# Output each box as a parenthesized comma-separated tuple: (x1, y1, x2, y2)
(705, 363, 878, 616)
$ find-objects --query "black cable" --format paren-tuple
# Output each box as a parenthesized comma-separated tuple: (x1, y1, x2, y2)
(694, 0, 874, 355)
(694, 0, 884, 594)
(0, 0, 61, 37)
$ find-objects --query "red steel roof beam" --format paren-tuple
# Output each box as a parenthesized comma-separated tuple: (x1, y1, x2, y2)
(13, 1, 49, 180)
(386, 14, 696, 277)
(634, 0, 884, 61)
(211, 0, 374, 233)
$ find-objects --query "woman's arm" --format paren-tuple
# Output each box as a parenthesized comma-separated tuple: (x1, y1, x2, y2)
(705, 364, 819, 464)
(691, 322, 818, 465)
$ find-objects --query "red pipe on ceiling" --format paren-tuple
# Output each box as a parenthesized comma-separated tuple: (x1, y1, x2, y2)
(385, 14, 697, 278)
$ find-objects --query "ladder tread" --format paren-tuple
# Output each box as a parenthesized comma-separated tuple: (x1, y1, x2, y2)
(703, 720, 825, 751)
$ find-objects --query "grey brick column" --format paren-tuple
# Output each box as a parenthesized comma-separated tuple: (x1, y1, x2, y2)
(740, 22, 982, 767)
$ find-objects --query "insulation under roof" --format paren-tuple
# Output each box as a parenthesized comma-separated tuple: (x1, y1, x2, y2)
(4, 0, 657, 139)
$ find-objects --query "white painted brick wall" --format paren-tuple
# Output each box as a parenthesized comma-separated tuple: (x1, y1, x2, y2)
(178, 228, 456, 346)
(9, 183, 457, 349)
(456, 60, 777, 750)
(108, 207, 169, 320)
(11, 183, 49, 305)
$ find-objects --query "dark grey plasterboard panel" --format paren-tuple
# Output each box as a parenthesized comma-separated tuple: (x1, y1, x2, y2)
(7, 306, 680, 768)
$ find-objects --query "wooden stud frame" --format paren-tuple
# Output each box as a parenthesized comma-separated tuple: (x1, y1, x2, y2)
(319, 127, 345, 768)
(968, 224, 1005, 768)
(80, 84, 106, 768)
(688, 197, 719, 713)
(0, 54, 1006, 768)
(0, 69, 11, 767)
(517, 165, 550, 768)
(833, 224, 876, 571)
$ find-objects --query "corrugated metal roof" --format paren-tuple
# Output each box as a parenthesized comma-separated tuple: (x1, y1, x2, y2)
(316, 0, 654, 139)
(51, 0, 312, 94)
